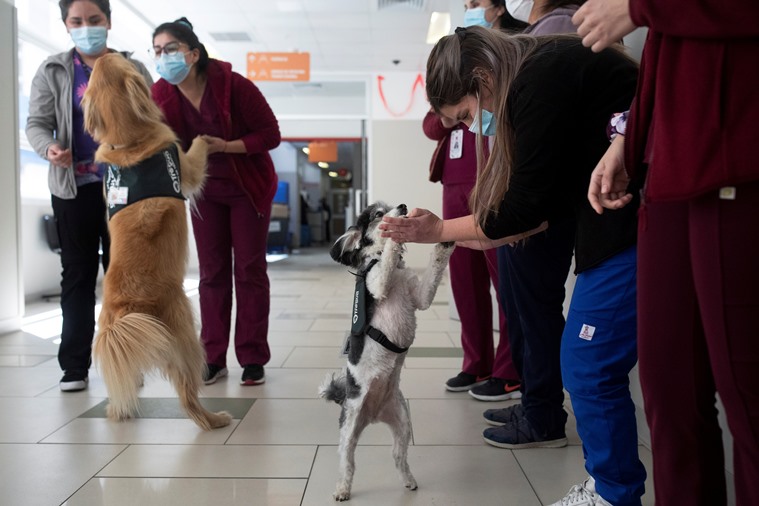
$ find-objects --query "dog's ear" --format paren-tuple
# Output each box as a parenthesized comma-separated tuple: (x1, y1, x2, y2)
(330, 227, 362, 267)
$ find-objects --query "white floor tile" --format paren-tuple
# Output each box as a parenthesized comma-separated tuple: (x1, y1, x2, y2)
(64, 477, 307, 506)
(0, 396, 103, 443)
(227, 399, 393, 446)
(98, 444, 316, 478)
(302, 445, 542, 505)
(1, 443, 126, 506)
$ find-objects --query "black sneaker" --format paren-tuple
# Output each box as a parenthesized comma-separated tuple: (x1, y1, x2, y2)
(445, 372, 490, 392)
(483, 411, 568, 449)
(60, 370, 88, 392)
(241, 364, 265, 386)
(469, 377, 522, 401)
(483, 403, 524, 426)
(203, 364, 228, 385)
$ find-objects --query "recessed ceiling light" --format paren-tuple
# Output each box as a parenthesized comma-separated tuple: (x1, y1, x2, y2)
(426, 12, 451, 44)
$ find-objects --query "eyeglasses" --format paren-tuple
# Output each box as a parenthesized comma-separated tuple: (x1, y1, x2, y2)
(149, 42, 187, 59)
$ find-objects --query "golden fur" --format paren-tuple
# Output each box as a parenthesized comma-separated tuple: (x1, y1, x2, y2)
(82, 53, 231, 430)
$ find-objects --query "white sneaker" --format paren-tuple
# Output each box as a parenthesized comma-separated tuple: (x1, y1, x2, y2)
(548, 477, 612, 506)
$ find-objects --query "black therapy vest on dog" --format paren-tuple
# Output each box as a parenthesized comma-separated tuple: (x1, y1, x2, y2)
(105, 144, 184, 220)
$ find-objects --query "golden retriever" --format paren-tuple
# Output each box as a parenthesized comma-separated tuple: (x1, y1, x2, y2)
(82, 53, 231, 430)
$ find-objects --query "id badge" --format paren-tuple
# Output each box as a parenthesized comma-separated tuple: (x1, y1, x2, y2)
(449, 129, 463, 159)
(107, 186, 129, 206)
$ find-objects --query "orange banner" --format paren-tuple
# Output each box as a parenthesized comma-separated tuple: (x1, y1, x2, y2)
(247, 52, 310, 81)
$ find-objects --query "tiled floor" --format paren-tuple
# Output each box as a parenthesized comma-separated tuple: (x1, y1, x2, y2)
(0, 246, 657, 506)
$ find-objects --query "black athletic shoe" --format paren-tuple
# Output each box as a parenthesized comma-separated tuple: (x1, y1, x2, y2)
(60, 370, 88, 392)
(445, 372, 490, 392)
(469, 377, 522, 401)
(241, 364, 265, 386)
(203, 364, 228, 385)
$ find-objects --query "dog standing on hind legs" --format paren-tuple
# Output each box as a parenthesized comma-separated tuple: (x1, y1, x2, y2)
(82, 53, 231, 431)
(319, 202, 455, 501)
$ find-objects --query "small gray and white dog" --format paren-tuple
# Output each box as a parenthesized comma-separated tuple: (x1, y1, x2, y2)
(319, 201, 454, 501)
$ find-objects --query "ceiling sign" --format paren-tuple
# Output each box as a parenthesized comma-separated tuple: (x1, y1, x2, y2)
(308, 141, 338, 163)
(247, 52, 310, 81)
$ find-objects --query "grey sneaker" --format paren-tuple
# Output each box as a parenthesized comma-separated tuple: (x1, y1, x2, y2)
(483, 403, 524, 426)
(548, 477, 612, 506)
(203, 364, 228, 385)
(483, 412, 568, 449)
(60, 371, 88, 392)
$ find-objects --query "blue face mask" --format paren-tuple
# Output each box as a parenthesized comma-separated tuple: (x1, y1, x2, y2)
(70, 26, 108, 56)
(463, 6, 493, 28)
(156, 52, 193, 85)
(469, 108, 497, 136)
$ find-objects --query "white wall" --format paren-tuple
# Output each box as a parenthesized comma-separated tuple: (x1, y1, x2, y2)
(0, 1, 24, 333)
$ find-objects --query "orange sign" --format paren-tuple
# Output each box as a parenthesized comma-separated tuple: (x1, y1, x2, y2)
(247, 52, 310, 81)
(308, 141, 338, 163)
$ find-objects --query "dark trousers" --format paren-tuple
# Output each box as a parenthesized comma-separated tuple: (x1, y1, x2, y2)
(51, 182, 109, 375)
(192, 178, 272, 368)
(443, 182, 517, 380)
(497, 217, 575, 435)
(638, 184, 759, 506)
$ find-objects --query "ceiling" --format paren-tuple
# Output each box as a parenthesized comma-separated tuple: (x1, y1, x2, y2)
(122, 0, 461, 75)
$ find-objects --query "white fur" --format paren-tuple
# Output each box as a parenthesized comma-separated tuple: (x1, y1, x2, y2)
(319, 202, 454, 501)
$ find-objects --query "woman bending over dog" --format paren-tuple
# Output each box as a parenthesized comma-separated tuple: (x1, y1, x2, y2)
(380, 26, 646, 506)
(151, 18, 281, 388)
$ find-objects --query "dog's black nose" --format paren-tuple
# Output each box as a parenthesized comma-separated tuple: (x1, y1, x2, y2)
(397, 204, 407, 216)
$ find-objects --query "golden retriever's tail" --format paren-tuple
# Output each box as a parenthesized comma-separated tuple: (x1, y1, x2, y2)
(94, 313, 232, 430)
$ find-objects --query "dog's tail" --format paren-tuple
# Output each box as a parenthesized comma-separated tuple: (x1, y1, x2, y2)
(94, 313, 232, 430)
(318, 371, 348, 405)
(94, 313, 173, 420)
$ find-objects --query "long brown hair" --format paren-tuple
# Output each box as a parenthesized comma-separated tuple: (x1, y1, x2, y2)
(426, 26, 542, 229)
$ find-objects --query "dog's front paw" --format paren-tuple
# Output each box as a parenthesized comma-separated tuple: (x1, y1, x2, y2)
(405, 477, 418, 491)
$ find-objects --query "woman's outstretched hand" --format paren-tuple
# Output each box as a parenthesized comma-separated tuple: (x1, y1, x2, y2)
(379, 208, 443, 244)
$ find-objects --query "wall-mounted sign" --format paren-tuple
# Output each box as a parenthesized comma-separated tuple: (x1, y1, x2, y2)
(308, 141, 338, 163)
(247, 52, 310, 81)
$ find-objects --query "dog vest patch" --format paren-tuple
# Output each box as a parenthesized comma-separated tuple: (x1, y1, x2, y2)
(105, 144, 184, 220)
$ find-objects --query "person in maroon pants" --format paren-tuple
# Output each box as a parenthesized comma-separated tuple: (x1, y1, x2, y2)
(151, 17, 281, 387)
(579, 0, 759, 504)
(423, 110, 521, 400)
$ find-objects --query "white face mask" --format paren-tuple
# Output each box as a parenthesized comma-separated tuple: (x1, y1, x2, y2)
(505, 0, 533, 22)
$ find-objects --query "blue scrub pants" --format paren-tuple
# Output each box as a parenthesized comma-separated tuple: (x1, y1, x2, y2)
(561, 246, 646, 506)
